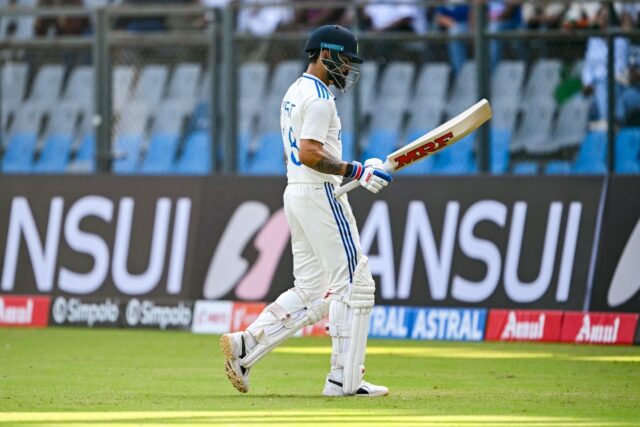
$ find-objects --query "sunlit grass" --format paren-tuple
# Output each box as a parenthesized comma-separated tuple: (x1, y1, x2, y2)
(1, 328, 639, 425)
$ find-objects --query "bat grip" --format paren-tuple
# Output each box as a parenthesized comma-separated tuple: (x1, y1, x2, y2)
(333, 159, 395, 198)
(333, 179, 360, 198)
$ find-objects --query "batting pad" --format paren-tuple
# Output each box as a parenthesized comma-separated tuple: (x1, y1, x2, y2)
(241, 287, 329, 368)
(333, 256, 375, 394)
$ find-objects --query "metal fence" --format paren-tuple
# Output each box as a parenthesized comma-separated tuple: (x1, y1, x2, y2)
(1, 1, 639, 175)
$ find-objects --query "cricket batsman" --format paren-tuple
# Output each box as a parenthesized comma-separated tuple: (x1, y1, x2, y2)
(221, 24, 392, 397)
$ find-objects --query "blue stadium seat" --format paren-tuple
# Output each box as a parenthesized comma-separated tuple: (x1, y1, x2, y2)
(545, 160, 573, 175)
(412, 63, 450, 111)
(433, 135, 477, 175)
(522, 59, 562, 105)
(243, 132, 285, 175)
(1, 132, 37, 173)
(573, 131, 607, 174)
(615, 127, 640, 174)
(68, 133, 96, 173)
(341, 130, 355, 161)
(490, 129, 511, 174)
(174, 131, 211, 175)
(113, 134, 143, 174)
(491, 60, 525, 108)
(33, 134, 74, 173)
(140, 133, 180, 174)
(131, 64, 168, 105)
(2, 104, 44, 173)
(75, 133, 97, 173)
(236, 132, 253, 172)
(512, 161, 539, 175)
(361, 129, 397, 161)
(26, 65, 64, 108)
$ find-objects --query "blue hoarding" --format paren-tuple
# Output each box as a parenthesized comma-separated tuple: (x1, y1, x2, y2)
(369, 306, 487, 341)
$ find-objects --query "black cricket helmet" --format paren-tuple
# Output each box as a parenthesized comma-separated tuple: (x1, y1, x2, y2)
(304, 24, 363, 64)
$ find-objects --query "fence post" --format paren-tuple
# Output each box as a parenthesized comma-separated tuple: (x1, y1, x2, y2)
(93, 7, 112, 173)
(474, 1, 490, 173)
(207, 9, 218, 173)
(606, 28, 615, 173)
(221, 5, 236, 173)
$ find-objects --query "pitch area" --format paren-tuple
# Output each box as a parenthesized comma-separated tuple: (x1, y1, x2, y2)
(1, 328, 639, 426)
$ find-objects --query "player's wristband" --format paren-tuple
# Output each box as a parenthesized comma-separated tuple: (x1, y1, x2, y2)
(344, 161, 364, 179)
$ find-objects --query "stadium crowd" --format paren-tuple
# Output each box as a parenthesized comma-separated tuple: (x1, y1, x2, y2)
(2, 0, 639, 125)
(1, 1, 639, 175)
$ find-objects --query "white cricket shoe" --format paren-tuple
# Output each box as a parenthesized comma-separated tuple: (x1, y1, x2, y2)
(220, 332, 250, 393)
(322, 376, 389, 397)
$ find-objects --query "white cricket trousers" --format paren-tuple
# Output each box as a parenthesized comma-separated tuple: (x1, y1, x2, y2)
(240, 181, 367, 372)
(284, 182, 362, 300)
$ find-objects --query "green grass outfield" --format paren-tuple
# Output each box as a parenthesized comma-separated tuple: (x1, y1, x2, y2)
(1, 328, 639, 426)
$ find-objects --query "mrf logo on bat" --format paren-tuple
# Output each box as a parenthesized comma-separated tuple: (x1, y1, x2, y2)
(393, 132, 454, 169)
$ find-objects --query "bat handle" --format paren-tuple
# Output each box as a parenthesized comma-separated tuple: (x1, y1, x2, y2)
(333, 159, 395, 198)
(333, 179, 360, 198)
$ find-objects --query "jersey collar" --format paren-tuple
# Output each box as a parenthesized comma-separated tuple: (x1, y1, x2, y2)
(302, 73, 335, 99)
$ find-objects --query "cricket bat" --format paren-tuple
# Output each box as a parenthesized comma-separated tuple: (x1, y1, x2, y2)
(334, 99, 492, 198)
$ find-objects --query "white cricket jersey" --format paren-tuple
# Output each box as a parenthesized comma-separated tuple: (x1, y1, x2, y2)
(280, 73, 344, 186)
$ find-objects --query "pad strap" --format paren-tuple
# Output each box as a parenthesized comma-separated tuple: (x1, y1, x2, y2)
(326, 322, 350, 338)
(241, 292, 331, 368)
(266, 302, 295, 328)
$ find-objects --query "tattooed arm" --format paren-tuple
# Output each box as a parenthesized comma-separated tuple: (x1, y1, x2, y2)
(299, 138, 348, 176)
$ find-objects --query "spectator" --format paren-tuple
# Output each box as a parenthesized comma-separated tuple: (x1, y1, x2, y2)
(200, 0, 229, 6)
(524, 2, 567, 30)
(620, 3, 640, 29)
(619, 43, 640, 125)
(362, 0, 427, 34)
(617, 7, 640, 125)
(230, 0, 294, 63)
(581, 4, 630, 124)
(361, 0, 427, 61)
(115, 0, 193, 32)
(198, 0, 231, 30)
(488, 0, 524, 70)
(522, 2, 567, 58)
(435, 0, 470, 76)
(83, 0, 122, 6)
(236, 0, 293, 36)
(563, 1, 600, 30)
(35, 0, 91, 36)
(282, 0, 348, 31)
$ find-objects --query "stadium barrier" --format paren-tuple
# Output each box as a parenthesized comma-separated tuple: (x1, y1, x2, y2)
(485, 309, 639, 345)
(485, 309, 564, 342)
(560, 311, 638, 345)
(3, 292, 639, 346)
(0, 295, 50, 328)
(0, 175, 604, 308)
(0, 175, 639, 345)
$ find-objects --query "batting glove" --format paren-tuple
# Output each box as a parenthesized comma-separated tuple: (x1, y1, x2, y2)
(346, 159, 392, 194)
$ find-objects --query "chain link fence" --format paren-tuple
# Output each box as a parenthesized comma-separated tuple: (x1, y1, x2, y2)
(104, 7, 215, 174)
(1, 1, 640, 175)
(1, 6, 94, 173)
